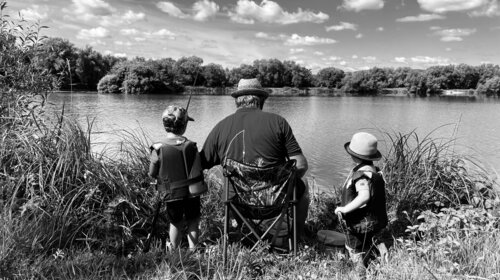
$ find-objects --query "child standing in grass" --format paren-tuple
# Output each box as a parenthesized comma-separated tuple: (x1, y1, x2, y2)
(148, 105, 205, 251)
(334, 132, 388, 269)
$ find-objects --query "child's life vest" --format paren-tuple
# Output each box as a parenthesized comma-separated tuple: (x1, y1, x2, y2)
(150, 140, 206, 201)
(341, 164, 388, 231)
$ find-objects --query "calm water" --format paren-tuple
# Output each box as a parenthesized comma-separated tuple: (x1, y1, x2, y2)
(48, 92, 500, 190)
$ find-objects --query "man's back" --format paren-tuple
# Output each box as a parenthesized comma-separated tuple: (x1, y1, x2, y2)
(201, 107, 302, 168)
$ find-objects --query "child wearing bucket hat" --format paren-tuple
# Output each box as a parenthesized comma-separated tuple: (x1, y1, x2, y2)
(148, 105, 206, 251)
(334, 132, 388, 270)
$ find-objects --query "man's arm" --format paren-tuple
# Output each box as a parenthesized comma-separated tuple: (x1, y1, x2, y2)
(290, 153, 308, 178)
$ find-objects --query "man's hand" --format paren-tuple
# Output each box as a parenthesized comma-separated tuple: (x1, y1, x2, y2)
(290, 154, 308, 178)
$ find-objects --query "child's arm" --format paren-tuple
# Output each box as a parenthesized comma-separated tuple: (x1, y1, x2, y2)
(334, 178, 370, 214)
(148, 146, 161, 179)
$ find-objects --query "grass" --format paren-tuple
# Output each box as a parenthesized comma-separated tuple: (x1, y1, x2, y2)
(1, 112, 499, 279)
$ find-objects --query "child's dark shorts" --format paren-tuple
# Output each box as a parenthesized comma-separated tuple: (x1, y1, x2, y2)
(166, 196, 201, 224)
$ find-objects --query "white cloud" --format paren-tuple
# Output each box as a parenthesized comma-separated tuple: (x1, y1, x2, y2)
(434, 28, 476, 42)
(329, 56, 341, 61)
(77, 27, 109, 39)
(394, 57, 407, 63)
(340, 0, 384, 12)
(256, 32, 337, 46)
(65, 0, 115, 21)
(134, 37, 146, 42)
(362, 56, 377, 62)
(122, 10, 146, 22)
(396, 13, 446, 22)
(377, 27, 384, 31)
(417, 0, 499, 16)
(193, 0, 219, 21)
(355, 33, 363, 39)
(89, 40, 106, 46)
(352, 55, 358, 59)
(113, 52, 128, 58)
(285, 34, 337, 46)
(229, 0, 329, 25)
(120, 28, 139, 35)
(20, 5, 49, 20)
(115, 41, 132, 46)
(314, 51, 324, 56)
(430, 26, 442, 30)
(290, 48, 305, 54)
(446, 47, 452, 51)
(148, 29, 176, 39)
(339, 60, 347, 66)
(325, 21, 358, 31)
(410, 56, 451, 65)
(157, 1, 189, 19)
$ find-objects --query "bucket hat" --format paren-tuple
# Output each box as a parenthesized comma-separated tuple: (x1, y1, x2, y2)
(344, 132, 382, 161)
(162, 105, 194, 128)
(231, 78, 270, 98)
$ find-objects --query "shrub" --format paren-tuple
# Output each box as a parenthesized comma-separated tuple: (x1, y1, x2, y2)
(97, 74, 122, 93)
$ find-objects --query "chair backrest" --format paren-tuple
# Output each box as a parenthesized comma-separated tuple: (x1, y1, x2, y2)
(222, 158, 296, 208)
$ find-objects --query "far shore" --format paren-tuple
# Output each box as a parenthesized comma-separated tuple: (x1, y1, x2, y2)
(56, 86, 483, 98)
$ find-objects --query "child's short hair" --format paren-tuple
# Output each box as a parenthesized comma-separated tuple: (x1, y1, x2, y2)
(162, 105, 194, 135)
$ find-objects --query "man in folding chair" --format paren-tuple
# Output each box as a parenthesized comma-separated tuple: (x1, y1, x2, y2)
(200, 78, 310, 255)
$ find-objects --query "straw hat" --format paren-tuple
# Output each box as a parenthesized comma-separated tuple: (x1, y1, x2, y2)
(344, 132, 382, 161)
(231, 78, 270, 98)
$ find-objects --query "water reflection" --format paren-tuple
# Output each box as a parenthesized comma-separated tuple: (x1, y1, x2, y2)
(48, 92, 500, 191)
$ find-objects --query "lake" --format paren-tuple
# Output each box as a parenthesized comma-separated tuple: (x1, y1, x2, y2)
(47, 92, 500, 191)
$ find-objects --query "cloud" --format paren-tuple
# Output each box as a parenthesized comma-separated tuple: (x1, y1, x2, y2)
(229, 0, 329, 24)
(121, 28, 139, 35)
(410, 56, 451, 65)
(114, 41, 132, 46)
(157, 1, 189, 18)
(377, 27, 384, 31)
(104, 50, 128, 58)
(433, 28, 477, 42)
(362, 56, 377, 62)
(355, 33, 363, 39)
(325, 21, 358, 31)
(20, 5, 49, 21)
(314, 51, 324, 56)
(256, 32, 337, 45)
(396, 13, 446, 22)
(193, 0, 219, 21)
(66, 0, 115, 21)
(290, 48, 305, 54)
(417, 0, 499, 16)
(352, 55, 358, 59)
(394, 57, 407, 63)
(77, 27, 109, 39)
(134, 37, 146, 42)
(340, 0, 384, 12)
(285, 34, 337, 46)
(148, 29, 176, 39)
(122, 10, 146, 22)
(339, 61, 347, 66)
(329, 56, 341, 61)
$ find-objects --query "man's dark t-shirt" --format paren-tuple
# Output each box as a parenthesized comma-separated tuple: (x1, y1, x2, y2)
(201, 108, 302, 168)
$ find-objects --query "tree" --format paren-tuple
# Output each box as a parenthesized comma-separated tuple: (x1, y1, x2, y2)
(37, 37, 78, 89)
(174, 56, 203, 85)
(477, 77, 500, 96)
(314, 67, 345, 88)
(75, 46, 109, 90)
(202, 63, 227, 87)
(227, 64, 258, 86)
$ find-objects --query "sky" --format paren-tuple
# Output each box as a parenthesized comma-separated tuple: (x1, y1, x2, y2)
(7, 0, 500, 72)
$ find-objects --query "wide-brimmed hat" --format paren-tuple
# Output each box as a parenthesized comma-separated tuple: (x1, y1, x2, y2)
(162, 105, 194, 127)
(344, 132, 382, 161)
(231, 78, 270, 98)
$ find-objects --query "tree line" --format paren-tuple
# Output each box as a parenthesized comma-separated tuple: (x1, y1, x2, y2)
(39, 37, 500, 96)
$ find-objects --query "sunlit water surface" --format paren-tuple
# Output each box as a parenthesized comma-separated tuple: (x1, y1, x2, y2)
(48, 92, 500, 191)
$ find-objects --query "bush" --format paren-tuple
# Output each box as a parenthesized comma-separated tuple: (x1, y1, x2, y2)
(97, 74, 122, 93)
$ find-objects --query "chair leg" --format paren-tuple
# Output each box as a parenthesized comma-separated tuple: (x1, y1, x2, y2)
(293, 185, 297, 256)
(223, 179, 230, 267)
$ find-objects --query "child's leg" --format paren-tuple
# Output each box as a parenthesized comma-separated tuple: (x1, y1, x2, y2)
(186, 216, 200, 250)
(170, 221, 184, 249)
(184, 197, 201, 250)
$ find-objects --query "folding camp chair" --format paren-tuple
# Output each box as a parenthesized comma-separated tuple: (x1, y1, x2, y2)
(222, 158, 298, 265)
